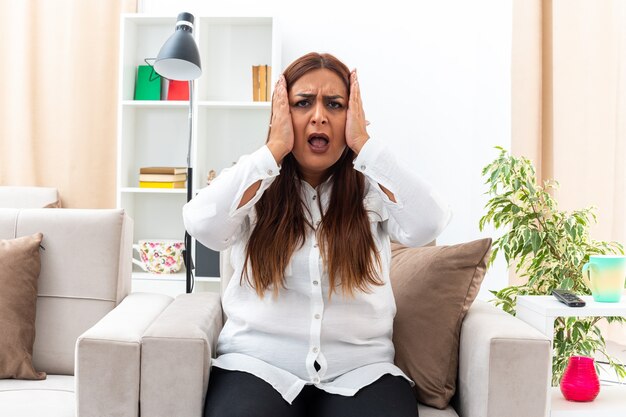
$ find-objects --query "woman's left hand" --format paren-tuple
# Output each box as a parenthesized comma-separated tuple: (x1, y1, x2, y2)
(345, 69, 370, 154)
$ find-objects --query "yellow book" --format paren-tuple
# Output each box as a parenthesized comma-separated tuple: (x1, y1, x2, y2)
(252, 65, 260, 101)
(139, 181, 186, 189)
(259, 65, 267, 101)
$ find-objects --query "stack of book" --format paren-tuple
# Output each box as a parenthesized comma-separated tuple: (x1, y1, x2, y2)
(139, 167, 187, 188)
(133, 65, 189, 101)
(252, 65, 272, 101)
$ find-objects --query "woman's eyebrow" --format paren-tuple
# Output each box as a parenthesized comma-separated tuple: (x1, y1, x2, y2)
(295, 93, 345, 100)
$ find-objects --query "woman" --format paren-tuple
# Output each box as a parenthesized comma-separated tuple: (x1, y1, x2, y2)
(183, 52, 452, 417)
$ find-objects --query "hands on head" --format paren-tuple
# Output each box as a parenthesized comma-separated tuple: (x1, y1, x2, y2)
(345, 69, 370, 155)
(266, 69, 370, 165)
(266, 75, 294, 164)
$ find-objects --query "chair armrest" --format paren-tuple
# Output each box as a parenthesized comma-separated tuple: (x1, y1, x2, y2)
(455, 299, 550, 417)
(75, 292, 173, 417)
(140, 292, 223, 417)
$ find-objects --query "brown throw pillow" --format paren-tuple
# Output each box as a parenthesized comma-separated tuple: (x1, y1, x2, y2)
(43, 200, 61, 208)
(391, 238, 492, 409)
(0, 233, 47, 380)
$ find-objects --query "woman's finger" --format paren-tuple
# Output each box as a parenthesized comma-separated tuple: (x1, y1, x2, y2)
(271, 76, 288, 128)
(352, 73, 363, 107)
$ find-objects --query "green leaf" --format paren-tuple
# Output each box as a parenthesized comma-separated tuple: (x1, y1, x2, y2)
(531, 232, 542, 253)
(490, 168, 501, 183)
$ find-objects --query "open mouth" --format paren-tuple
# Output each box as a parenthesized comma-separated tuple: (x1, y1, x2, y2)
(307, 133, 330, 153)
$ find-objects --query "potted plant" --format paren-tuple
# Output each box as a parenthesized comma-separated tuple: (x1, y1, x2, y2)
(479, 146, 626, 385)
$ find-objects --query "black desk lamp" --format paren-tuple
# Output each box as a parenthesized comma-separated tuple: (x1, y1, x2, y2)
(153, 12, 202, 294)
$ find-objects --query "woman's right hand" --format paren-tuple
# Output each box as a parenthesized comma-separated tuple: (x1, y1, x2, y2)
(267, 75, 294, 164)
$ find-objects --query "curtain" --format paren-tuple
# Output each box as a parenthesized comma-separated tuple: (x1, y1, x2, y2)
(512, 0, 626, 343)
(0, 0, 137, 208)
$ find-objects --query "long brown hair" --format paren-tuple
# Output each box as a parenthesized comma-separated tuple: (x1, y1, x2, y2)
(242, 52, 383, 300)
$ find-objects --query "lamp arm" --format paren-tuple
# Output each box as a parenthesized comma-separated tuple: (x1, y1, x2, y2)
(187, 80, 194, 169)
(185, 79, 195, 293)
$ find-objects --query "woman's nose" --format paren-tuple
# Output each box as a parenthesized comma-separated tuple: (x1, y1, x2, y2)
(310, 101, 327, 125)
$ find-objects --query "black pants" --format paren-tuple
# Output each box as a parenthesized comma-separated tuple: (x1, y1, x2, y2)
(203, 367, 418, 417)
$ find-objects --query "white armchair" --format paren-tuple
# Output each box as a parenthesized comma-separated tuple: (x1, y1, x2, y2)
(138, 249, 551, 417)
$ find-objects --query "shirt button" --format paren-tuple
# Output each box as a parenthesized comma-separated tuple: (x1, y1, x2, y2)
(312, 195, 317, 200)
(267, 169, 273, 175)
(313, 243, 318, 248)
(313, 280, 319, 286)
(314, 314, 321, 319)
(313, 377, 320, 384)
(360, 164, 366, 170)
(312, 346, 319, 353)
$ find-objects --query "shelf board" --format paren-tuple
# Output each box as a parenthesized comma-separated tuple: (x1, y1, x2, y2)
(122, 100, 270, 110)
(197, 101, 271, 109)
(121, 187, 186, 194)
(195, 276, 221, 283)
(199, 16, 273, 26)
(517, 295, 626, 318)
(132, 272, 186, 282)
(123, 15, 272, 26)
(551, 385, 626, 416)
(132, 272, 219, 283)
(122, 100, 189, 108)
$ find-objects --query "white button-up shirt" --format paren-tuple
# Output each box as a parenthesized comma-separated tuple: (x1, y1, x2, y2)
(183, 138, 452, 404)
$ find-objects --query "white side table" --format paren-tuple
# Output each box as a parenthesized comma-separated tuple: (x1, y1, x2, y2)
(517, 295, 626, 417)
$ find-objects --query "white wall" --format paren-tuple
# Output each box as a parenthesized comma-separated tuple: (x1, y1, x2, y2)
(140, 0, 512, 299)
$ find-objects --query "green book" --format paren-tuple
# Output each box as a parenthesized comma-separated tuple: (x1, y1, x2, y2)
(134, 65, 161, 100)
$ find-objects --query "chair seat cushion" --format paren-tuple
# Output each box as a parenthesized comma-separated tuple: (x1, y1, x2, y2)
(418, 402, 459, 417)
(0, 375, 75, 417)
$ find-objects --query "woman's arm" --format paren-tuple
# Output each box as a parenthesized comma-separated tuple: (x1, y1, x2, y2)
(182, 145, 280, 251)
(378, 184, 396, 203)
(353, 138, 453, 247)
(235, 143, 287, 209)
(184, 75, 295, 249)
(237, 180, 262, 209)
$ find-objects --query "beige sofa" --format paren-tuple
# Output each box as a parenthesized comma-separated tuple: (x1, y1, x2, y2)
(138, 251, 552, 417)
(0, 208, 173, 417)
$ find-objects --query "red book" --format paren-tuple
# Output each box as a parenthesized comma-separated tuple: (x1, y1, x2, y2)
(167, 80, 189, 101)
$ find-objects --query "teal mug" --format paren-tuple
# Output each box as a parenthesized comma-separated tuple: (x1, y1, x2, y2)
(582, 255, 626, 303)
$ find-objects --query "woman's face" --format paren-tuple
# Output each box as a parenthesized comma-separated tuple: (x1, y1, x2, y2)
(288, 68, 348, 185)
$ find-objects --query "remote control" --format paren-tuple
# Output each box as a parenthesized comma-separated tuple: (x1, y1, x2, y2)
(552, 289, 586, 307)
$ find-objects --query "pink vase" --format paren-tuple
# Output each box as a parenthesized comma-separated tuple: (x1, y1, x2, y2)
(560, 356, 600, 402)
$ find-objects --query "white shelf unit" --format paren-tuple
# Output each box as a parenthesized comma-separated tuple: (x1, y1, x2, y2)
(116, 14, 280, 296)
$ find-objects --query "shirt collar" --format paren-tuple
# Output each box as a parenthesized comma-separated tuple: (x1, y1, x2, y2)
(301, 174, 334, 196)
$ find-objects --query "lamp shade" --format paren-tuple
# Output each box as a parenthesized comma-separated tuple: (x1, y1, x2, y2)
(154, 12, 202, 81)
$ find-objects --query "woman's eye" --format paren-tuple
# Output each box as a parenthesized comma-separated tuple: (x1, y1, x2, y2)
(328, 101, 342, 109)
(295, 100, 309, 107)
